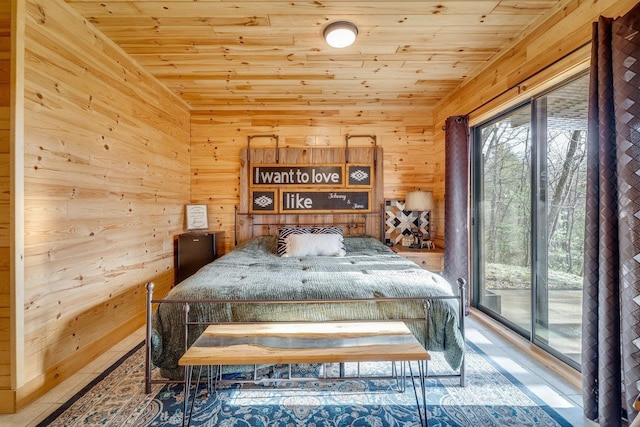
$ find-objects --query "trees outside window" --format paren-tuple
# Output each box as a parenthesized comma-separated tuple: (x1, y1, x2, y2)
(473, 74, 588, 369)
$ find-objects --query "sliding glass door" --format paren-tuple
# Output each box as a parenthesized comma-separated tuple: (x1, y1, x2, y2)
(532, 76, 588, 365)
(473, 74, 588, 369)
(476, 106, 533, 333)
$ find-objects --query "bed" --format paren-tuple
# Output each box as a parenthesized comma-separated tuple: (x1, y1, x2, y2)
(145, 230, 466, 392)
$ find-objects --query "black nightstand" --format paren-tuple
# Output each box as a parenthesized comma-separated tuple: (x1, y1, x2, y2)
(175, 231, 225, 284)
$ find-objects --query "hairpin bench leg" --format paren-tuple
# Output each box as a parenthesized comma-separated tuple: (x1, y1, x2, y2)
(408, 359, 429, 427)
(182, 366, 193, 427)
(182, 365, 203, 427)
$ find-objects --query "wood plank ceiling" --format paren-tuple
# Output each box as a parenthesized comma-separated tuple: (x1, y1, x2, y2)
(64, 1, 564, 110)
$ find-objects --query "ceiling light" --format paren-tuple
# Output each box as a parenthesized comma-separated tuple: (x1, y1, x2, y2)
(323, 21, 358, 48)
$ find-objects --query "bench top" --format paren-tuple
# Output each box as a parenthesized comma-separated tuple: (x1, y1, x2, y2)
(179, 321, 430, 366)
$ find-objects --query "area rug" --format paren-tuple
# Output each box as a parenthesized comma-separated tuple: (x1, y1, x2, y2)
(37, 341, 574, 427)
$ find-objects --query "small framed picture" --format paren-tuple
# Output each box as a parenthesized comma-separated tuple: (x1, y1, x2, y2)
(185, 204, 208, 230)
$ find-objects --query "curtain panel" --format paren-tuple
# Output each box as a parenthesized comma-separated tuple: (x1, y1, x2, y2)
(443, 115, 470, 307)
(582, 4, 640, 425)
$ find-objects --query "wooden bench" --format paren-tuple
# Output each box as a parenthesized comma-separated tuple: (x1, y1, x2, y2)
(179, 321, 431, 426)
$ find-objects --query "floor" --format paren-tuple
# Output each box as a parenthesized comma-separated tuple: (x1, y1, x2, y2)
(0, 311, 590, 427)
(0, 327, 146, 427)
(469, 311, 589, 427)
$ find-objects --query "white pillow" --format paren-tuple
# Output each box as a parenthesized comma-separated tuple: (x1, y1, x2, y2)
(276, 226, 311, 256)
(283, 233, 346, 257)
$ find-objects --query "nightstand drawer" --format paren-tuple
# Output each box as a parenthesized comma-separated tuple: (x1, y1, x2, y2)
(403, 254, 444, 272)
(391, 246, 444, 273)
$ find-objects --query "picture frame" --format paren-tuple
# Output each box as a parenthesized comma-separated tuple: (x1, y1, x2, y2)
(185, 204, 208, 230)
(250, 189, 278, 214)
(384, 199, 430, 246)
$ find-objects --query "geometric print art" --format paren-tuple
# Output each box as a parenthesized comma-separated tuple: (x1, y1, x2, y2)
(251, 190, 277, 212)
(347, 165, 372, 186)
(254, 195, 273, 208)
(349, 168, 369, 183)
(384, 199, 430, 246)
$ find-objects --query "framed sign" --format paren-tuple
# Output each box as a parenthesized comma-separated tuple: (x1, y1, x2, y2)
(251, 164, 344, 187)
(347, 164, 372, 187)
(250, 189, 278, 213)
(280, 190, 370, 213)
(186, 204, 208, 230)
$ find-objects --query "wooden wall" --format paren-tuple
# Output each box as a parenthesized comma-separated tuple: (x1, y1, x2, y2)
(190, 107, 446, 251)
(5, 0, 191, 410)
(0, 0, 11, 391)
(433, 0, 639, 130)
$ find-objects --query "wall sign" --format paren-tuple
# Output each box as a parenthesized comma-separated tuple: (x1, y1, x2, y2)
(281, 190, 370, 213)
(248, 162, 374, 214)
(347, 164, 372, 187)
(252, 165, 344, 186)
(186, 204, 208, 230)
(250, 190, 278, 213)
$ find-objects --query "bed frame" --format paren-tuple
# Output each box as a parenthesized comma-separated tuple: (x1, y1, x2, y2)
(144, 280, 466, 394)
(144, 143, 466, 394)
(144, 216, 467, 393)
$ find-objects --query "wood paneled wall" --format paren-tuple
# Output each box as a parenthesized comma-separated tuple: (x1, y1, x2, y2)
(7, 0, 191, 410)
(190, 107, 445, 252)
(0, 0, 12, 391)
(433, 0, 639, 130)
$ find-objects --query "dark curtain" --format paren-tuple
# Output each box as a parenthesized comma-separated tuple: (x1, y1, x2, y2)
(582, 4, 640, 425)
(443, 116, 470, 305)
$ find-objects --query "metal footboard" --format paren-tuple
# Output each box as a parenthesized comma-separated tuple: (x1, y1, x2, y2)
(145, 278, 467, 394)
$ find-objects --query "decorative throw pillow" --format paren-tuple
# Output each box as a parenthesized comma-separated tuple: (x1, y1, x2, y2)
(312, 226, 344, 235)
(284, 233, 346, 257)
(312, 226, 345, 253)
(277, 226, 311, 256)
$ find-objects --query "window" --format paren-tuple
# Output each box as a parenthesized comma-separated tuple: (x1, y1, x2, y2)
(472, 73, 588, 369)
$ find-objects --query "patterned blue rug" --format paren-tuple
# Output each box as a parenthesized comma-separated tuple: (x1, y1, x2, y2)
(38, 341, 574, 426)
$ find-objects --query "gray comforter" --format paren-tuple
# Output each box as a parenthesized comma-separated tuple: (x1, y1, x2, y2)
(151, 235, 464, 379)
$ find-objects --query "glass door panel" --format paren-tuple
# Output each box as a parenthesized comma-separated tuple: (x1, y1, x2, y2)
(474, 73, 588, 370)
(533, 76, 588, 367)
(477, 105, 532, 334)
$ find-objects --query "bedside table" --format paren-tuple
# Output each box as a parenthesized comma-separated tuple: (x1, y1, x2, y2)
(176, 231, 225, 284)
(391, 245, 444, 273)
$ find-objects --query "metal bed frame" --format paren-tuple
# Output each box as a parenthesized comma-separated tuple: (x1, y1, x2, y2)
(233, 206, 385, 245)
(144, 209, 466, 395)
(144, 277, 466, 394)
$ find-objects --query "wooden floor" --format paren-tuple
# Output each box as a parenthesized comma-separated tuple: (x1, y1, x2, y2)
(0, 311, 590, 427)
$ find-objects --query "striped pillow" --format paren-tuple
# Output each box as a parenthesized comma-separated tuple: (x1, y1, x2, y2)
(312, 226, 343, 235)
(277, 226, 311, 256)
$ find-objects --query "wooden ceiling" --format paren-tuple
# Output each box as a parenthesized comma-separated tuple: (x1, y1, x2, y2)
(64, 1, 564, 110)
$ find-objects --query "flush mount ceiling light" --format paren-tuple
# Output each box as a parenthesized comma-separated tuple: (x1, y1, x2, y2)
(323, 21, 358, 48)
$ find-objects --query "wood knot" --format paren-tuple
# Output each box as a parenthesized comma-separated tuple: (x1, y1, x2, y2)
(37, 5, 46, 25)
